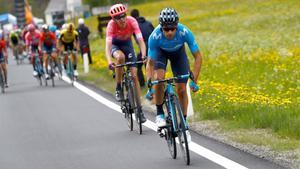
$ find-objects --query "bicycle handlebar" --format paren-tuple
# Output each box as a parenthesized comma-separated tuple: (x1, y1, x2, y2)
(115, 60, 145, 68)
(148, 73, 191, 87)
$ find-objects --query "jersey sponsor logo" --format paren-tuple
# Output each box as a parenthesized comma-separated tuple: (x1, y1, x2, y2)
(152, 32, 162, 40)
(179, 28, 188, 37)
(128, 53, 133, 58)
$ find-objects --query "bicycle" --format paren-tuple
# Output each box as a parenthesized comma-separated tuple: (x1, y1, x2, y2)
(114, 60, 145, 134)
(12, 44, 21, 65)
(32, 51, 47, 86)
(147, 73, 192, 165)
(45, 50, 56, 87)
(0, 66, 5, 94)
(63, 50, 77, 86)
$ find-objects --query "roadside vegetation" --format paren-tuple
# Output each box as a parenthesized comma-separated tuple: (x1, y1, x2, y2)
(79, 0, 300, 150)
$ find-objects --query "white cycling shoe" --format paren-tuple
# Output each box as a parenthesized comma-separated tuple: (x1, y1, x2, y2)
(45, 73, 50, 80)
(156, 115, 166, 128)
(185, 130, 192, 143)
(33, 71, 38, 77)
(74, 70, 79, 76)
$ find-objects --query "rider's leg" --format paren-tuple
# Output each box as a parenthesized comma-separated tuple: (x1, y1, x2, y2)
(112, 50, 125, 101)
(31, 53, 35, 69)
(113, 50, 125, 89)
(43, 52, 49, 74)
(154, 69, 167, 127)
(0, 64, 7, 85)
(176, 83, 188, 118)
(130, 66, 147, 122)
(170, 46, 190, 120)
(63, 53, 68, 70)
(130, 67, 142, 99)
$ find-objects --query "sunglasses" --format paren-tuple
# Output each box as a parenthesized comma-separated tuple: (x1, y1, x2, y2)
(114, 14, 126, 20)
(162, 27, 177, 32)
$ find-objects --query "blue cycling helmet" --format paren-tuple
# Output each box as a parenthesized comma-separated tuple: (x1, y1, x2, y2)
(159, 8, 179, 27)
(49, 25, 57, 33)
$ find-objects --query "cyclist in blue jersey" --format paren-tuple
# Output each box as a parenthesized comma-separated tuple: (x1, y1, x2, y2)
(146, 8, 202, 140)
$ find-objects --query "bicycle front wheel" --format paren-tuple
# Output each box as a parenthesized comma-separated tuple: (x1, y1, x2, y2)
(173, 96, 190, 165)
(122, 85, 133, 131)
(0, 71, 4, 93)
(128, 79, 142, 134)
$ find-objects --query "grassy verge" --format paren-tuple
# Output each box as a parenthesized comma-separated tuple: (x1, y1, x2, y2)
(78, 0, 300, 151)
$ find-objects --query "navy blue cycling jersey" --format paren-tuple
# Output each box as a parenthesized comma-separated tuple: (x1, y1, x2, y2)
(148, 23, 199, 60)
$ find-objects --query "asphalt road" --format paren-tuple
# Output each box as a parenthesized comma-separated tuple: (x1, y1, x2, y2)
(0, 57, 285, 169)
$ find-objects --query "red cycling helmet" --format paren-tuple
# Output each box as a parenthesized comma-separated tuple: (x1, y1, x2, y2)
(109, 4, 127, 18)
(27, 24, 35, 32)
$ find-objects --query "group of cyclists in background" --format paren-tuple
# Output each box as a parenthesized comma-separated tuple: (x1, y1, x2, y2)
(0, 20, 80, 88)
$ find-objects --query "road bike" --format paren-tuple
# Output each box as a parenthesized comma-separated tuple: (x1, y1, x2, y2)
(63, 50, 77, 86)
(32, 51, 47, 86)
(148, 73, 192, 165)
(45, 50, 57, 87)
(114, 61, 144, 134)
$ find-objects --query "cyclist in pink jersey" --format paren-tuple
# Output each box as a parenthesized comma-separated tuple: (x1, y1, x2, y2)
(105, 3, 147, 123)
(25, 24, 42, 77)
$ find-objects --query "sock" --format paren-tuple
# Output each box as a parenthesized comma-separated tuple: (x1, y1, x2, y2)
(156, 104, 164, 116)
(64, 64, 67, 70)
(73, 64, 77, 70)
(116, 83, 121, 90)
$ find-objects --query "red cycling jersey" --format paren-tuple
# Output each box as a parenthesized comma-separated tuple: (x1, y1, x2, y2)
(40, 32, 56, 47)
(0, 40, 6, 51)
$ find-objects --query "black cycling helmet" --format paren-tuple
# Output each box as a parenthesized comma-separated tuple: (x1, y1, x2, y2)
(159, 7, 179, 27)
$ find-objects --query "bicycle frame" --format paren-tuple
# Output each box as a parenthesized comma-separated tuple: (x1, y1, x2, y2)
(151, 74, 190, 132)
(33, 52, 44, 76)
(149, 73, 191, 164)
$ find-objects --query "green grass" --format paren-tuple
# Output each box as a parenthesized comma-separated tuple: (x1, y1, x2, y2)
(78, 0, 300, 149)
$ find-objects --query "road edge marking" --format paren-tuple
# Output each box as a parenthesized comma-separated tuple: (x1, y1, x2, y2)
(64, 79, 248, 169)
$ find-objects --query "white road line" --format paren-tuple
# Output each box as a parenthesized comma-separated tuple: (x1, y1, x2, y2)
(64, 78, 248, 169)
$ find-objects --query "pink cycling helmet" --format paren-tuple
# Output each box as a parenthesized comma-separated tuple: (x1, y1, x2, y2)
(109, 4, 127, 18)
(27, 24, 35, 32)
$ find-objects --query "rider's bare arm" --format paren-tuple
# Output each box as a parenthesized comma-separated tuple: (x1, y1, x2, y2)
(191, 50, 202, 83)
(137, 38, 146, 60)
(146, 59, 154, 81)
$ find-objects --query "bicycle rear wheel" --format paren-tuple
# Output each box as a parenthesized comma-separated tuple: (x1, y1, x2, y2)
(173, 96, 190, 165)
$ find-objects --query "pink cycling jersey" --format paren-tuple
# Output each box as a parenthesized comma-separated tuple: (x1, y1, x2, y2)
(106, 16, 143, 43)
(25, 30, 41, 47)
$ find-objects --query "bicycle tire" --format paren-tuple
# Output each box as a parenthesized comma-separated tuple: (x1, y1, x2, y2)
(67, 58, 74, 85)
(14, 49, 20, 65)
(166, 117, 177, 159)
(173, 96, 190, 165)
(49, 58, 55, 87)
(122, 84, 133, 131)
(128, 78, 142, 134)
(127, 79, 138, 132)
(0, 70, 4, 93)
